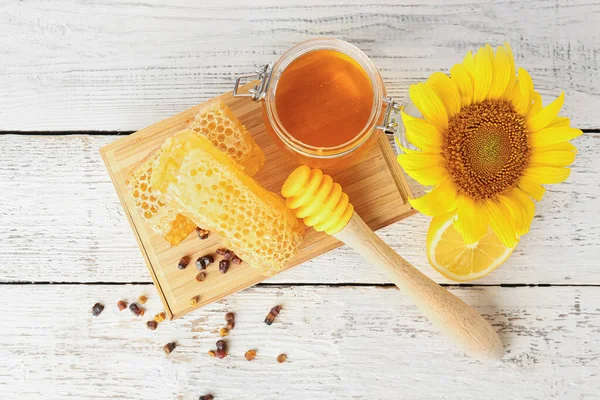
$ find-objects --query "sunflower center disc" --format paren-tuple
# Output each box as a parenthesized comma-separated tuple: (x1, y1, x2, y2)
(442, 100, 530, 199)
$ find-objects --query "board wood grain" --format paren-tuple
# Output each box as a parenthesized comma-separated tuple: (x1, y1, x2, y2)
(0, 284, 598, 400)
(100, 82, 413, 318)
(1, 0, 598, 131)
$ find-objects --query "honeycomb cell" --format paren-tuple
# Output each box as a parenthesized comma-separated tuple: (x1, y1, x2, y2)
(126, 154, 197, 246)
(186, 101, 265, 176)
(151, 131, 305, 274)
(127, 101, 266, 246)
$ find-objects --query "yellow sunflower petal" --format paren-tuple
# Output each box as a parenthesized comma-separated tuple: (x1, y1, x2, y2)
(547, 116, 571, 128)
(397, 150, 447, 186)
(488, 45, 511, 99)
(404, 166, 448, 186)
(523, 166, 571, 184)
(453, 196, 489, 244)
(498, 188, 535, 236)
(497, 194, 524, 236)
(409, 83, 448, 131)
(531, 141, 578, 155)
(511, 188, 535, 235)
(485, 199, 518, 248)
(428, 72, 461, 118)
(519, 68, 534, 112)
(409, 181, 457, 217)
(473, 45, 493, 103)
(508, 85, 522, 113)
(528, 91, 543, 117)
(450, 64, 474, 107)
(527, 91, 565, 132)
(529, 126, 583, 147)
(511, 68, 534, 115)
(462, 50, 476, 83)
(397, 152, 445, 171)
(400, 109, 443, 151)
(518, 176, 546, 201)
(396, 142, 424, 155)
(501, 42, 516, 100)
(529, 146, 577, 167)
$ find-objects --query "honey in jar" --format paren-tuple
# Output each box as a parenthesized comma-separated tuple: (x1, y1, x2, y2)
(236, 38, 391, 167)
(274, 49, 375, 148)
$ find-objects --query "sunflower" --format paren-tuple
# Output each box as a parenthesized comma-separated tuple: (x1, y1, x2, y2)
(398, 43, 582, 248)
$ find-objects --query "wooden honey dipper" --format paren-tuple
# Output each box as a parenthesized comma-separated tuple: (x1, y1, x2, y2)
(282, 165, 504, 361)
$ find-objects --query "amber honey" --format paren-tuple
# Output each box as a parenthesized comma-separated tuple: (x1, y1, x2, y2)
(256, 38, 387, 166)
(274, 49, 375, 148)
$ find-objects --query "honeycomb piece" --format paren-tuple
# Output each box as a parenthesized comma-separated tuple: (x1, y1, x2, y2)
(127, 102, 265, 246)
(186, 100, 265, 176)
(151, 130, 305, 275)
(126, 153, 197, 246)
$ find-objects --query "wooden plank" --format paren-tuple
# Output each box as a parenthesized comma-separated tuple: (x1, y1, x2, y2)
(100, 82, 413, 318)
(1, 0, 599, 131)
(0, 284, 598, 399)
(1, 133, 599, 284)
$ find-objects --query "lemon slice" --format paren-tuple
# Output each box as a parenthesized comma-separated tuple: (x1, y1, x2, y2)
(427, 213, 516, 282)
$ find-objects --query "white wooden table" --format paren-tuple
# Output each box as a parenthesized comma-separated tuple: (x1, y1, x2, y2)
(1, 1, 599, 399)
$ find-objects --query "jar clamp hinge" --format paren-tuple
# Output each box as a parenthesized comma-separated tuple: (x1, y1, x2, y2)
(376, 97, 403, 134)
(233, 63, 274, 101)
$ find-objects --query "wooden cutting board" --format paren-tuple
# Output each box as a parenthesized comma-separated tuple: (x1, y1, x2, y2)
(100, 82, 415, 319)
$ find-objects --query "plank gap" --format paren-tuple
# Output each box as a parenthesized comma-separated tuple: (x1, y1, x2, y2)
(1, 281, 599, 288)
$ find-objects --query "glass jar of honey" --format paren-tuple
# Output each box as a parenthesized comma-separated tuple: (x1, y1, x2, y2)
(233, 38, 400, 167)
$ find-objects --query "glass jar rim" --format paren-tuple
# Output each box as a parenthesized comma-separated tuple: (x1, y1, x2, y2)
(264, 38, 385, 159)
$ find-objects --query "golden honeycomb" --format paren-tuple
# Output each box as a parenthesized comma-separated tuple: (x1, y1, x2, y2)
(151, 130, 305, 275)
(186, 100, 265, 176)
(126, 153, 198, 246)
(127, 101, 265, 246)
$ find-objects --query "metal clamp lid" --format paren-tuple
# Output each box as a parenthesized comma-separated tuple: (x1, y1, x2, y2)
(376, 97, 402, 134)
(233, 65, 402, 136)
(233, 63, 274, 101)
